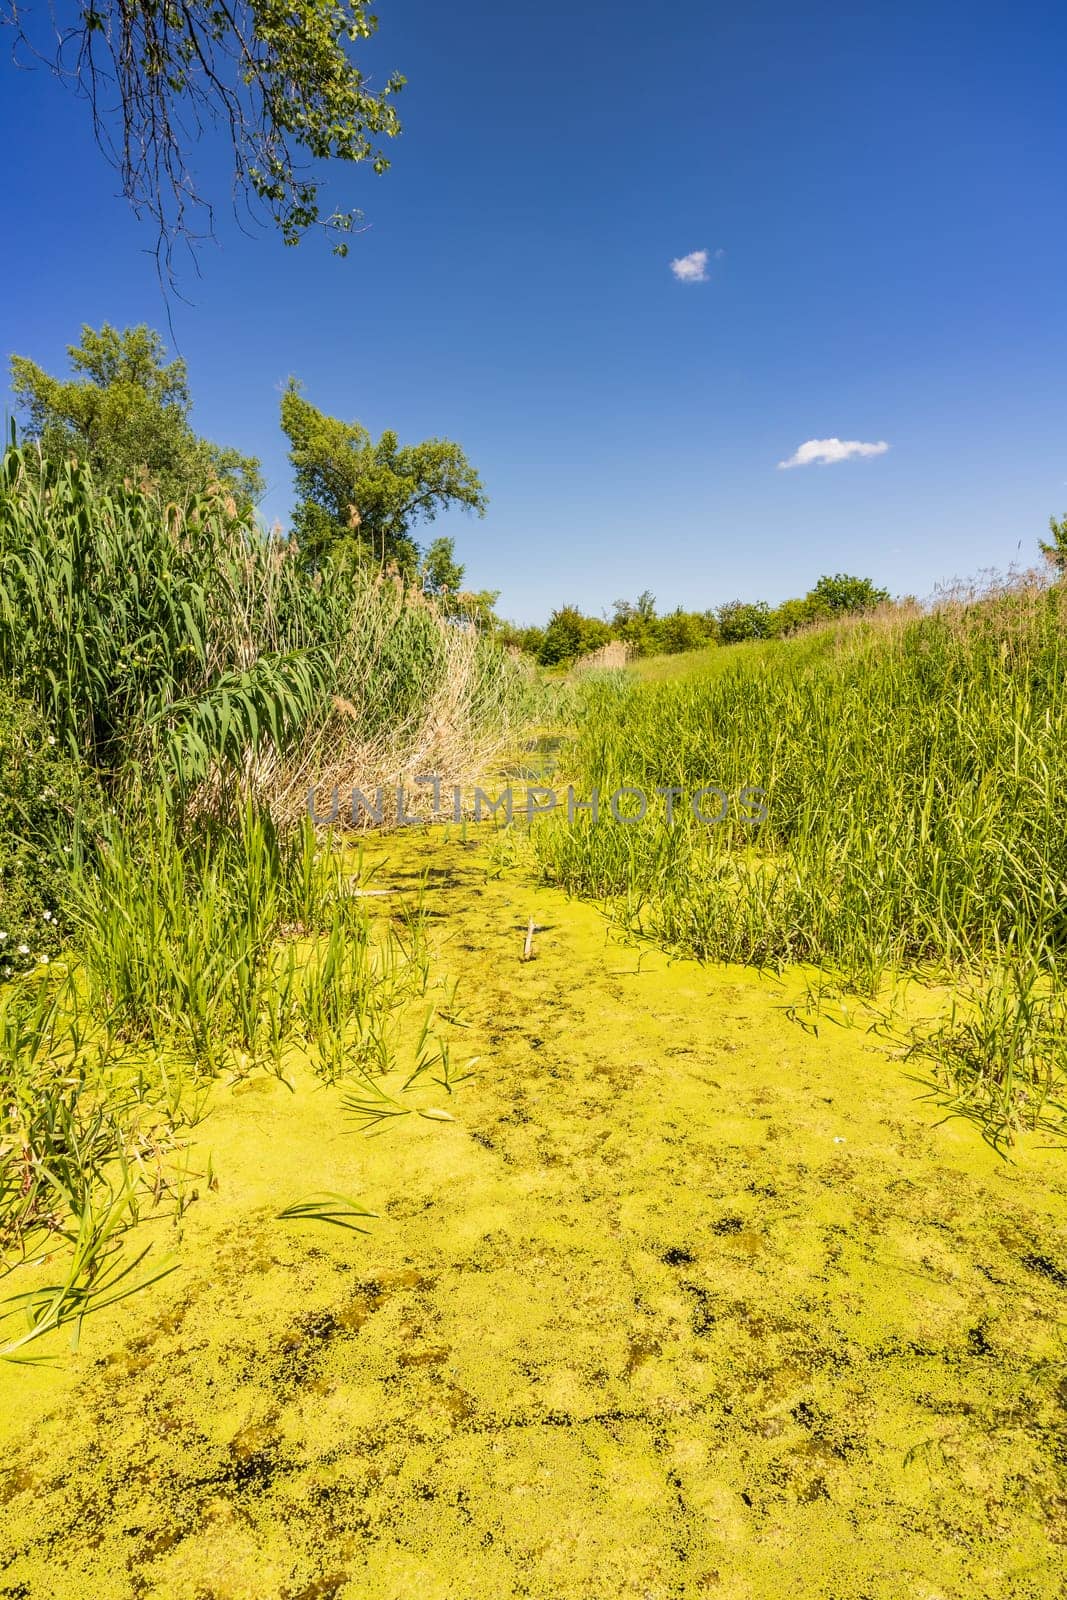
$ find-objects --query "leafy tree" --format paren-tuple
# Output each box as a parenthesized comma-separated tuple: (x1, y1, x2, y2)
(717, 599, 773, 643)
(457, 589, 502, 630)
(420, 537, 466, 598)
(1040, 514, 1067, 575)
(518, 625, 546, 656)
(281, 383, 487, 572)
(659, 608, 712, 654)
(580, 616, 612, 655)
(807, 573, 889, 615)
(497, 621, 545, 657)
(418, 535, 494, 625)
(8, 0, 404, 270)
(610, 592, 662, 656)
(537, 606, 610, 667)
(10, 325, 263, 512)
(769, 595, 821, 637)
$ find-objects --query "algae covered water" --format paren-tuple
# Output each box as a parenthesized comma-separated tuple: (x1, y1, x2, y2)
(1, 825, 1064, 1598)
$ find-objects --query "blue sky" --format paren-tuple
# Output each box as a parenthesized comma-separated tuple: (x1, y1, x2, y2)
(2, 0, 1065, 623)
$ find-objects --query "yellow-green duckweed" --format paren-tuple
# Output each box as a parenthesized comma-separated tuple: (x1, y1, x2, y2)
(1, 826, 1065, 1598)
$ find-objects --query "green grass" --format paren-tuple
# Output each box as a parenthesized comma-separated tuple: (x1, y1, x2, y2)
(532, 584, 1067, 1143)
(625, 628, 845, 684)
(0, 447, 526, 1354)
(0, 800, 452, 1355)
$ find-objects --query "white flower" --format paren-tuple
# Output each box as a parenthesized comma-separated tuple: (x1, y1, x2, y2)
(2, 967, 9, 978)
(0, 932, 6, 941)
(42, 911, 53, 923)
(38, 955, 49, 965)
(17, 945, 29, 955)
(48, 736, 56, 746)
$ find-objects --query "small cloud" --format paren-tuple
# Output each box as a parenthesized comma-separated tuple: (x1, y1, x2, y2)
(714, 248, 726, 260)
(778, 437, 889, 470)
(670, 249, 709, 283)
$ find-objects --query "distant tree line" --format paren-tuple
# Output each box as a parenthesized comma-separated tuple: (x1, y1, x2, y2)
(501, 573, 893, 667)
(12, 324, 1062, 676)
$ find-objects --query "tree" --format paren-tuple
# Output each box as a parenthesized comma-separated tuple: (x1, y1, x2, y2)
(281, 382, 487, 572)
(497, 621, 545, 657)
(538, 607, 587, 666)
(659, 608, 711, 654)
(421, 537, 466, 599)
(807, 573, 889, 615)
(717, 600, 773, 643)
(10, 324, 263, 511)
(609, 591, 661, 656)
(536, 607, 611, 666)
(419, 537, 499, 628)
(7, 0, 404, 271)
(769, 595, 821, 637)
(1040, 514, 1067, 575)
(580, 616, 612, 655)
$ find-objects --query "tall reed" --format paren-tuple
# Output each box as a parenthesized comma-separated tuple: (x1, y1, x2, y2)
(0, 445, 526, 819)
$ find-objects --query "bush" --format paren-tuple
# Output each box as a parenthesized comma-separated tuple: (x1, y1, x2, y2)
(717, 599, 773, 643)
(807, 573, 889, 616)
(538, 606, 587, 666)
(0, 684, 101, 982)
(659, 608, 714, 654)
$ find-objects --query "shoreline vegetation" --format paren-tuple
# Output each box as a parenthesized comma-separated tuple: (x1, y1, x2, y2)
(528, 572, 1067, 1148)
(0, 443, 531, 1358)
(0, 434, 1065, 1592)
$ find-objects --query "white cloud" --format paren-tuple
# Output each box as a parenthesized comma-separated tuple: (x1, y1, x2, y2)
(777, 437, 890, 470)
(670, 249, 709, 283)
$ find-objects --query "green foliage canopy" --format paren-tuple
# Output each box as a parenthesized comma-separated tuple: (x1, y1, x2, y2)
(281, 382, 487, 572)
(537, 607, 611, 666)
(8, 0, 404, 266)
(419, 537, 500, 630)
(807, 572, 890, 615)
(1040, 514, 1067, 575)
(717, 599, 774, 644)
(505, 571, 890, 666)
(10, 325, 263, 513)
(420, 537, 466, 598)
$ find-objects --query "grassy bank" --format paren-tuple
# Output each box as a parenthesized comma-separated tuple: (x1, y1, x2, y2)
(532, 583, 1067, 1142)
